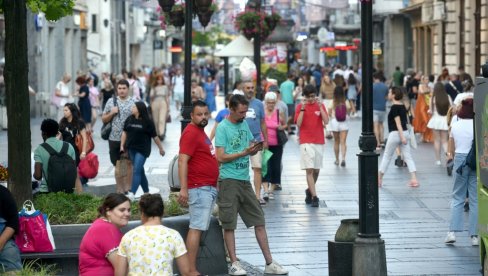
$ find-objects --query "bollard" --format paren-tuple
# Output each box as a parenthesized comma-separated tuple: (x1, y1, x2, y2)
(328, 219, 359, 276)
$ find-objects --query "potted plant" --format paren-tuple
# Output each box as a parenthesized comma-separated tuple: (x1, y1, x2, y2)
(168, 3, 185, 28)
(158, 0, 175, 13)
(197, 3, 217, 28)
(195, 0, 213, 14)
(265, 12, 281, 33)
(234, 8, 269, 40)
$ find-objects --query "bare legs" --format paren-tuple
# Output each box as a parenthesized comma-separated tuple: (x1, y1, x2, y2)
(374, 121, 384, 147)
(433, 129, 448, 163)
(186, 229, 203, 275)
(253, 168, 268, 200)
(333, 131, 348, 164)
(306, 168, 320, 196)
(224, 226, 273, 265)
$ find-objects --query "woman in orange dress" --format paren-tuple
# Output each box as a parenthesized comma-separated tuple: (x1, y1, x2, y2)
(412, 75, 433, 142)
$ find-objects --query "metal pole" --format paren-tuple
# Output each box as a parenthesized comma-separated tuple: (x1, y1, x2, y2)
(181, 0, 193, 132)
(253, 1, 262, 100)
(353, 0, 387, 274)
(224, 57, 229, 96)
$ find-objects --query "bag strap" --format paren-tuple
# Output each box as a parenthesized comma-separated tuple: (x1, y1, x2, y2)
(276, 109, 279, 125)
(41, 143, 57, 156)
(22, 200, 36, 215)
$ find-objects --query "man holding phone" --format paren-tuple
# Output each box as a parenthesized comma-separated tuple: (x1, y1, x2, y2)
(215, 94, 287, 275)
(295, 84, 329, 207)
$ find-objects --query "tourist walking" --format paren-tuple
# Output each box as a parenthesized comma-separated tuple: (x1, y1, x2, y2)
(427, 82, 452, 165)
(203, 76, 217, 113)
(346, 73, 358, 117)
(372, 72, 389, 149)
(378, 87, 418, 188)
(262, 92, 287, 200)
(177, 100, 218, 275)
(52, 73, 72, 120)
(149, 74, 170, 141)
(412, 75, 433, 142)
(120, 102, 165, 200)
(215, 94, 288, 275)
(76, 76, 93, 133)
(327, 86, 351, 167)
(102, 79, 136, 194)
(294, 85, 329, 207)
(445, 98, 478, 246)
(88, 77, 100, 130)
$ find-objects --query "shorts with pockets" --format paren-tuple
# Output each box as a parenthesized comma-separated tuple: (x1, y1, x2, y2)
(217, 179, 265, 230)
(373, 110, 386, 123)
(300, 143, 324, 169)
(250, 150, 262, 169)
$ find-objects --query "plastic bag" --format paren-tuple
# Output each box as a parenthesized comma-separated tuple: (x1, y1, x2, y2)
(78, 152, 99, 179)
(15, 200, 55, 253)
(261, 149, 273, 178)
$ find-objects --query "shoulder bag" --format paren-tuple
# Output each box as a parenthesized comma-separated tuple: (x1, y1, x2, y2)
(101, 95, 117, 140)
(276, 110, 288, 146)
(75, 130, 94, 154)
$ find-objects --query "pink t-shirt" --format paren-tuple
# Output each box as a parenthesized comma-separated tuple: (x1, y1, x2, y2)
(79, 218, 123, 276)
(265, 109, 280, 146)
(294, 102, 326, 144)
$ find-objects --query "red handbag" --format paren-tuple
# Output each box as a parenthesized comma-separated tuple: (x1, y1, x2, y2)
(78, 152, 99, 179)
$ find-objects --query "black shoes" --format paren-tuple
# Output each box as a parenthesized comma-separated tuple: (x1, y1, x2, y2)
(305, 189, 312, 204)
(311, 196, 319, 207)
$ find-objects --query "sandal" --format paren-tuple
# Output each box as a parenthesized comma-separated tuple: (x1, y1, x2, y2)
(334, 160, 339, 165)
(258, 198, 266, 205)
(408, 180, 419, 187)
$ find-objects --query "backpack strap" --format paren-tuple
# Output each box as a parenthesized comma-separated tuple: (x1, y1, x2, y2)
(41, 143, 57, 156)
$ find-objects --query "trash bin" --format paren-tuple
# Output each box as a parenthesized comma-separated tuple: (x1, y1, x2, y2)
(328, 218, 359, 276)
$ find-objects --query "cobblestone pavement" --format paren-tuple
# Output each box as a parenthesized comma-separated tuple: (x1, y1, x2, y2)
(0, 101, 481, 275)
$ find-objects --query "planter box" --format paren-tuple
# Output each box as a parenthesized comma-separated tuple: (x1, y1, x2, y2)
(22, 215, 227, 275)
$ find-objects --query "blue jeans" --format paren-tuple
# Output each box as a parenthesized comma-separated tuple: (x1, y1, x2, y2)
(449, 153, 478, 236)
(0, 239, 22, 272)
(188, 186, 218, 231)
(129, 149, 149, 194)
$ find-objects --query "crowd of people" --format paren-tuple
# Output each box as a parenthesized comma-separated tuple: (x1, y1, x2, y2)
(0, 61, 480, 274)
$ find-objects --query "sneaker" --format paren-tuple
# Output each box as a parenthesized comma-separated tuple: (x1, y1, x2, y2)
(229, 261, 247, 276)
(445, 231, 456, 244)
(264, 260, 288, 275)
(127, 192, 135, 201)
(268, 192, 275, 200)
(471, 236, 479, 246)
(305, 189, 312, 204)
(263, 192, 269, 201)
(259, 198, 266, 206)
(435, 160, 441, 166)
(340, 160, 346, 167)
(311, 196, 319, 207)
(274, 184, 282, 191)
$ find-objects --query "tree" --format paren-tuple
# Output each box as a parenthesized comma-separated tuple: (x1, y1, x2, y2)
(2, 0, 74, 205)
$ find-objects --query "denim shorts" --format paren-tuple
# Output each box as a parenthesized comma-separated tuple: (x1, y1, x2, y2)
(0, 239, 22, 272)
(188, 186, 218, 231)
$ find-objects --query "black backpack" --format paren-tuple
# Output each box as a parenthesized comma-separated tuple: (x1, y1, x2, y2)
(41, 142, 77, 193)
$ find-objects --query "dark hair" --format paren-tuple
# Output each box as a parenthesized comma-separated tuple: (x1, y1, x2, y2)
(98, 193, 130, 217)
(229, 94, 249, 109)
(428, 74, 435, 83)
(458, 98, 474, 119)
(75, 76, 86, 85)
(139, 194, 164, 217)
(347, 74, 357, 85)
(303, 84, 317, 97)
(134, 101, 151, 123)
(59, 103, 84, 130)
(41, 119, 59, 137)
(332, 86, 346, 108)
(191, 100, 208, 112)
(117, 79, 130, 88)
(432, 82, 450, 116)
(391, 86, 404, 101)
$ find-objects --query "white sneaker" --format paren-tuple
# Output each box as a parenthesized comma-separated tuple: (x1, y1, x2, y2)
(471, 236, 479, 246)
(229, 261, 247, 276)
(264, 260, 288, 275)
(126, 192, 135, 201)
(445, 231, 456, 243)
(435, 160, 442, 166)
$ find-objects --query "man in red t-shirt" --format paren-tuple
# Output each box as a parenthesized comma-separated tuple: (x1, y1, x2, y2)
(178, 100, 219, 275)
(294, 85, 329, 207)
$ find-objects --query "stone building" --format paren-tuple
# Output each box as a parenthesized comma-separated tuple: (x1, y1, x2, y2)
(402, 0, 487, 77)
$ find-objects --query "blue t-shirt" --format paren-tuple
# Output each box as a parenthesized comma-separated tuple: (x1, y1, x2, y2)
(215, 119, 254, 181)
(245, 98, 265, 141)
(372, 82, 389, 111)
(215, 108, 230, 123)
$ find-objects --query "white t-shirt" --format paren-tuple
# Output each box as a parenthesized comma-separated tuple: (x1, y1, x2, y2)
(118, 225, 187, 275)
(450, 118, 473, 154)
(172, 75, 184, 94)
(55, 81, 70, 107)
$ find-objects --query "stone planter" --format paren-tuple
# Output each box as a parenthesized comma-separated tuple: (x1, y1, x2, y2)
(328, 218, 359, 276)
(22, 216, 227, 275)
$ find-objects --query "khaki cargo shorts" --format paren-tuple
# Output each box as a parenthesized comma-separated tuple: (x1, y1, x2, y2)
(217, 178, 265, 230)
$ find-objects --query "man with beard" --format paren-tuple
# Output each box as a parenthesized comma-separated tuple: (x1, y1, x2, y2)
(177, 100, 219, 276)
(215, 94, 287, 275)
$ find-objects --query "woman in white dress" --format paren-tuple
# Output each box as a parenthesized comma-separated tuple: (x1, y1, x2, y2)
(427, 82, 452, 165)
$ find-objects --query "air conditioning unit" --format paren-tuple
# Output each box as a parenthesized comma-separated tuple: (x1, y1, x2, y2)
(432, 1, 446, 21)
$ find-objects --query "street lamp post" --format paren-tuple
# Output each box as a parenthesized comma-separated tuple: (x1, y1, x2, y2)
(353, 0, 387, 275)
(181, 0, 194, 132)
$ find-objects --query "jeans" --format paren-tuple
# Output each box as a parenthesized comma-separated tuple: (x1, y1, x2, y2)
(129, 149, 149, 194)
(449, 153, 478, 236)
(379, 131, 416, 174)
(0, 239, 22, 272)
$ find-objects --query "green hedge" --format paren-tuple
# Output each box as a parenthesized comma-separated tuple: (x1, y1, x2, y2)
(32, 193, 187, 225)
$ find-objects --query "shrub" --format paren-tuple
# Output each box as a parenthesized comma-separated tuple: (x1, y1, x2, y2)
(32, 192, 186, 225)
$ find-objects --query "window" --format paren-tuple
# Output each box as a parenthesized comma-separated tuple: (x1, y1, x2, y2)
(91, 14, 97, 33)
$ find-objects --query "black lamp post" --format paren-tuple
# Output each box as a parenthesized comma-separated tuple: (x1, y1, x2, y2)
(353, 0, 387, 274)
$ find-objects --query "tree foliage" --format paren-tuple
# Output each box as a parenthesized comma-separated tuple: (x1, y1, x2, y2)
(0, 0, 75, 21)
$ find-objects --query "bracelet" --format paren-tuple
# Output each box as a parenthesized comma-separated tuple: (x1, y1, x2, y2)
(300, 109, 305, 111)
(81, 152, 86, 155)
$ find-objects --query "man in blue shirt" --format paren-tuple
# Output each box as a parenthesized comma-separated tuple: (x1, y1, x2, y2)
(242, 80, 269, 205)
(372, 72, 389, 149)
